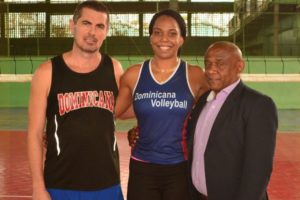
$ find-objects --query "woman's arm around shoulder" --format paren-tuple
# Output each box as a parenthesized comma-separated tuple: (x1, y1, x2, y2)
(187, 64, 209, 101)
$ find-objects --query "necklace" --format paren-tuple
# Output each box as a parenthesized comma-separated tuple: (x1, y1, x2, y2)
(155, 68, 168, 73)
(152, 58, 179, 73)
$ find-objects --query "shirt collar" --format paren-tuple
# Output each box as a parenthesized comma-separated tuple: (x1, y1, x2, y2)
(206, 79, 241, 102)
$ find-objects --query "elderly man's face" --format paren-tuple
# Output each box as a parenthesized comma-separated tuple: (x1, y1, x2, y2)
(204, 47, 244, 93)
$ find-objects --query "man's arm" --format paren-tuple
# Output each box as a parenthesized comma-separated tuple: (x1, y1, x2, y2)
(27, 61, 52, 200)
(112, 58, 124, 89)
(237, 95, 278, 200)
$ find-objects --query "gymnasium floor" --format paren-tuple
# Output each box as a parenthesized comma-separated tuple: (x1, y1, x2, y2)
(0, 109, 300, 199)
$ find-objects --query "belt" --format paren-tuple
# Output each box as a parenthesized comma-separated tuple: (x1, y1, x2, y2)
(199, 193, 208, 200)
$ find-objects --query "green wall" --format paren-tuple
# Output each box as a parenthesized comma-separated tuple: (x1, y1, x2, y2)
(0, 81, 299, 110)
(0, 82, 30, 107)
(1, 56, 299, 109)
(245, 82, 300, 109)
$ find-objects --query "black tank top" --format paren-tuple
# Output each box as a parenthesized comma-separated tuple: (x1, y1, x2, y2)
(44, 54, 120, 190)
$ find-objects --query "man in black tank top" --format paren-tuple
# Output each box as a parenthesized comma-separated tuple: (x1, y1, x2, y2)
(27, 1, 124, 200)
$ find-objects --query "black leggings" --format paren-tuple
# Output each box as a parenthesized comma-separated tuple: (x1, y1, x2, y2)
(127, 159, 190, 200)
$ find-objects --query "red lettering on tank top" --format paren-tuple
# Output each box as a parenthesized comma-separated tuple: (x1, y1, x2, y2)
(57, 90, 114, 116)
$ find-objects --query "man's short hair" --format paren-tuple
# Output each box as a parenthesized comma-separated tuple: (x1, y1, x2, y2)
(73, 0, 109, 24)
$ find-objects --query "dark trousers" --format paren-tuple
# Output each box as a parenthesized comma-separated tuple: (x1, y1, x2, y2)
(198, 193, 208, 200)
(127, 159, 191, 200)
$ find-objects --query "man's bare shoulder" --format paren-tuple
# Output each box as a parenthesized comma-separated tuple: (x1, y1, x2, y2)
(111, 57, 122, 68)
(110, 57, 124, 81)
(31, 60, 52, 92)
(33, 60, 52, 78)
